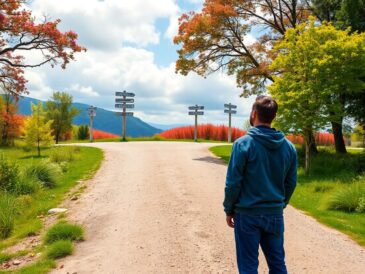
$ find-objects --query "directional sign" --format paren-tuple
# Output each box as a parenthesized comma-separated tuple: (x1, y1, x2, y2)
(115, 104, 135, 109)
(189, 106, 204, 110)
(224, 110, 237, 114)
(189, 111, 204, 115)
(115, 91, 135, 97)
(115, 98, 134, 103)
(224, 104, 237, 109)
(115, 112, 134, 116)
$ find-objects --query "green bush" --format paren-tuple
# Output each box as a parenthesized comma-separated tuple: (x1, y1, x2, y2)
(328, 183, 365, 213)
(45, 222, 84, 244)
(0, 193, 17, 239)
(23, 160, 61, 188)
(77, 125, 89, 140)
(46, 240, 74, 259)
(0, 155, 20, 192)
(15, 176, 42, 195)
(50, 147, 78, 163)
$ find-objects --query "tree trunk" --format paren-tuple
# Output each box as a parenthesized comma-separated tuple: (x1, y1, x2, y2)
(304, 129, 313, 176)
(37, 140, 41, 157)
(331, 121, 347, 154)
(309, 131, 318, 154)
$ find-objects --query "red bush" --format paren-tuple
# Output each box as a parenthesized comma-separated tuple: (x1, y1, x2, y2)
(159, 124, 246, 142)
(286, 132, 335, 146)
(92, 129, 119, 139)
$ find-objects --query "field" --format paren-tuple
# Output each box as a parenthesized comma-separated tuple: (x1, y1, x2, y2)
(209, 145, 365, 246)
(0, 145, 103, 273)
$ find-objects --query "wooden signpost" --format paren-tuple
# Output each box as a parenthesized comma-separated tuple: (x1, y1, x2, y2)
(87, 106, 97, 142)
(224, 103, 237, 143)
(115, 91, 135, 141)
(188, 105, 204, 142)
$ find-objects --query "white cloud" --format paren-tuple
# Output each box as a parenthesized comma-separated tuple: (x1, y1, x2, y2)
(23, 0, 254, 128)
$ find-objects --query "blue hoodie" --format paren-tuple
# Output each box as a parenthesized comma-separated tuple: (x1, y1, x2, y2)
(223, 126, 297, 215)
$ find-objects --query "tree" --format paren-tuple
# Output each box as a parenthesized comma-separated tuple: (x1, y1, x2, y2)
(269, 19, 365, 174)
(77, 125, 89, 140)
(0, 93, 23, 145)
(174, 0, 310, 97)
(174, 0, 321, 152)
(45, 92, 79, 144)
(23, 102, 53, 156)
(0, 0, 85, 97)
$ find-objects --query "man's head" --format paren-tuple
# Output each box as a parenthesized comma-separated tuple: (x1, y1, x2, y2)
(249, 95, 278, 127)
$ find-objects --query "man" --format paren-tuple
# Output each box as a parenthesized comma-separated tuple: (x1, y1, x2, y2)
(224, 95, 297, 274)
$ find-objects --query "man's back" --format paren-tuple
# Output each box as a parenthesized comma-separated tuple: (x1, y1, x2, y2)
(224, 126, 297, 216)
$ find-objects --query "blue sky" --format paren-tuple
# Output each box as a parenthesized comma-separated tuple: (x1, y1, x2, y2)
(25, 0, 256, 128)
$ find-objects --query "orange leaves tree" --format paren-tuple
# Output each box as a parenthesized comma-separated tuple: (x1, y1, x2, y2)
(0, 0, 85, 97)
(174, 0, 310, 97)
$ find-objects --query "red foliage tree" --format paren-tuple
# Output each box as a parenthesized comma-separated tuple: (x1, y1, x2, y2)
(92, 129, 119, 140)
(0, 0, 85, 97)
(159, 124, 246, 142)
(0, 95, 24, 145)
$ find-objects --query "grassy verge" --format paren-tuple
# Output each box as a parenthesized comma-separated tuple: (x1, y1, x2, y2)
(209, 145, 365, 247)
(0, 145, 103, 273)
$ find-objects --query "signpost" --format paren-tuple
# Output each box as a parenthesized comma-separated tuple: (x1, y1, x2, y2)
(188, 105, 204, 142)
(224, 103, 237, 143)
(115, 91, 135, 141)
(87, 106, 97, 142)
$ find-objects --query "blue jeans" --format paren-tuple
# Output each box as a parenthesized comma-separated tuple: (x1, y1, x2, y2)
(234, 213, 287, 274)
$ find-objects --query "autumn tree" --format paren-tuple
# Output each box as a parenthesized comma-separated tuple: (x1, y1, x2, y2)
(269, 19, 365, 174)
(45, 92, 79, 144)
(23, 102, 53, 156)
(174, 0, 322, 151)
(0, 93, 23, 145)
(0, 0, 85, 98)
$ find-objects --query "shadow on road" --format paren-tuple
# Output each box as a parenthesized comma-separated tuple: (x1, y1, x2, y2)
(193, 156, 227, 166)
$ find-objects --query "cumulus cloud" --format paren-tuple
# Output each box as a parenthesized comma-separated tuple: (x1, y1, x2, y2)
(23, 0, 254, 128)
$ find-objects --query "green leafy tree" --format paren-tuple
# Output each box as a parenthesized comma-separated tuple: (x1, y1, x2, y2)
(46, 92, 79, 144)
(23, 103, 54, 157)
(77, 125, 89, 140)
(269, 19, 365, 174)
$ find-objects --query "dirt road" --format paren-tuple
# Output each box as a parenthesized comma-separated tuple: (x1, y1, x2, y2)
(52, 142, 365, 274)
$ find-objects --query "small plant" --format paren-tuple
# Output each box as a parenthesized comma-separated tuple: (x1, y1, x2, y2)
(0, 155, 20, 192)
(15, 176, 42, 195)
(46, 240, 74, 259)
(77, 125, 89, 140)
(23, 160, 61, 188)
(0, 193, 17, 239)
(328, 183, 365, 213)
(45, 222, 84, 244)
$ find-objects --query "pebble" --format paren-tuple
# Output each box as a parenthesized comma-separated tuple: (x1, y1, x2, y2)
(48, 208, 68, 214)
(12, 260, 21, 266)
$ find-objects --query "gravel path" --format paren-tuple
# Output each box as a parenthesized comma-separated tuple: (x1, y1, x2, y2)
(52, 142, 365, 274)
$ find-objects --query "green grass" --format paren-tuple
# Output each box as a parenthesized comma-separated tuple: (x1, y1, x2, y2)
(45, 222, 84, 244)
(46, 240, 73, 259)
(0, 145, 103, 273)
(209, 145, 365, 246)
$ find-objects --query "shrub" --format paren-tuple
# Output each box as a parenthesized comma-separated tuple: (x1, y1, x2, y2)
(23, 160, 61, 188)
(15, 176, 41, 195)
(0, 155, 19, 192)
(328, 183, 365, 213)
(77, 125, 89, 140)
(45, 222, 84, 244)
(0, 193, 17, 239)
(46, 240, 74, 259)
(50, 147, 79, 163)
(92, 129, 119, 139)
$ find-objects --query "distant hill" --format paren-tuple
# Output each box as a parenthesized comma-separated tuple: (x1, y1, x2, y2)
(17, 96, 162, 137)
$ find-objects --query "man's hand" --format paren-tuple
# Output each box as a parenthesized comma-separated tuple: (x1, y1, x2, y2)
(226, 215, 235, 228)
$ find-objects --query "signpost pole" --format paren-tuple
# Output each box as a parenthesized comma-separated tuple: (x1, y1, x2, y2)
(228, 112, 232, 143)
(122, 95, 127, 141)
(90, 115, 94, 142)
(194, 110, 198, 142)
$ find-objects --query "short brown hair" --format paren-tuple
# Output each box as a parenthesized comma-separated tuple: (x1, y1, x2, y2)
(252, 95, 278, 123)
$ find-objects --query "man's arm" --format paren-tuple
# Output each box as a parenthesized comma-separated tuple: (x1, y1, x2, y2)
(284, 147, 297, 207)
(223, 141, 247, 217)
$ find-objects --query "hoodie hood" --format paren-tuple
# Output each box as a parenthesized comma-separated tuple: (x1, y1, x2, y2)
(248, 126, 285, 150)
